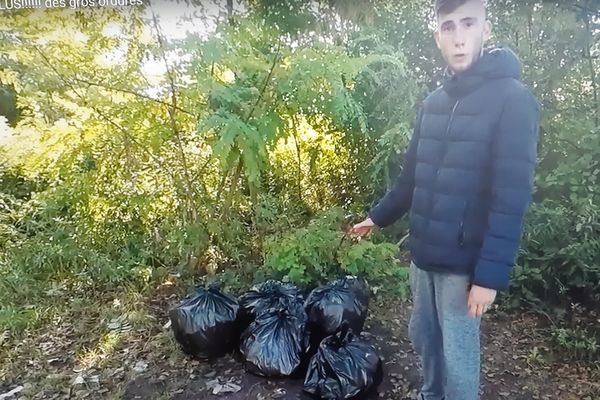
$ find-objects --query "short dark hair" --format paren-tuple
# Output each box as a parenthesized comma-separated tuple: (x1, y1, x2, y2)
(435, 0, 485, 16)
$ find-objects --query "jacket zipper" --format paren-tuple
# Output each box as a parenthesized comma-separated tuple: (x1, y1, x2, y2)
(458, 199, 467, 247)
(437, 100, 460, 178)
(445, 100, 460, 136)
(424, 100, 461, 249)
(447, 100, 463, 247)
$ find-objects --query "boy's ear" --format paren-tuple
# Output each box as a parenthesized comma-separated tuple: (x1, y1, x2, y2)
(483, 19, 492, 42)
(434, 29, 441, 50)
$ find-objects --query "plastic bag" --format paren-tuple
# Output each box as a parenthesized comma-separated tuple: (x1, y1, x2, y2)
(169, 284, 239, 359)
(238, 280, 303, 328)
(240, 301, 309, 377)
(304, 276, 369, 343)
(303, 324, 383, 399)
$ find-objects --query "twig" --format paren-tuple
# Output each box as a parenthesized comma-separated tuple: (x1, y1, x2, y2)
(72, 76, 196, 116)
(150, 3, 199, 223)
(335, 231, 349, 254)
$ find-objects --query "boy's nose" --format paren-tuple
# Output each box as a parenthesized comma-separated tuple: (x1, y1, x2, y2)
(454, 28, 466, 48)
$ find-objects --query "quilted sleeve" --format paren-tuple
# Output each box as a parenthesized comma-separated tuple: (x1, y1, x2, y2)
(472, 87, 540, 290)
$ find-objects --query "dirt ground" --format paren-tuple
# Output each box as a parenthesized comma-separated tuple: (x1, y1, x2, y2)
(1, 288, 599, 400)
(120, 297, 599, 400)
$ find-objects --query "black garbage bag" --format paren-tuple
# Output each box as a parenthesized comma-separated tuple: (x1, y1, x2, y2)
(169, 284, 239, 359)
(303, 324, 383, 399)
(240, 301, 310, 377)
(304, 276, 369, 344)
(238, 280, 303, 328)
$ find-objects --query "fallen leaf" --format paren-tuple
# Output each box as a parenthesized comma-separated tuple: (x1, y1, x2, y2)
(0, 386, 24, 400)
(133, 360, 148, 373)
(72, 374, 85, 386)
(211, 383, 223, 395)
(206, 378, 242, 395)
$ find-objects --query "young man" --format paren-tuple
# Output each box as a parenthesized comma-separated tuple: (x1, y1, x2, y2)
(350, 0, 540, 399)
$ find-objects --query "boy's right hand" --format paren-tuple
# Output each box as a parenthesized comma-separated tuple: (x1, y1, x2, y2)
(349, 218, 376, 238)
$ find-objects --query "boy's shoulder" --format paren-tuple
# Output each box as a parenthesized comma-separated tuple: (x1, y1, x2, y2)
(422, 78, 538, 110)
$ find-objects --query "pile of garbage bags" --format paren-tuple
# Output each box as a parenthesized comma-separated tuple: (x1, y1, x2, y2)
(168, 276, 383, 399)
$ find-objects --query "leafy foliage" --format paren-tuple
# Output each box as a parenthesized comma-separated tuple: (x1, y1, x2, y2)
(262, 207, 405, 289)
(508, 200, 600, 307)
(552, 326, 599, 361)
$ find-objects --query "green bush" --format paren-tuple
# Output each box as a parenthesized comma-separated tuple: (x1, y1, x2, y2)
(262, 207, 406, 290)
(0, 189, 162, 310)
(508, 200, 600, 309)
(551, 326, 599, 361)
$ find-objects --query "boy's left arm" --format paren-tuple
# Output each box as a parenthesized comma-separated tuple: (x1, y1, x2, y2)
(472, 86, 540, 292)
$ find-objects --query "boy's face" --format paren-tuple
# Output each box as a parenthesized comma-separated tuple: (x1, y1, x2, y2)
(435, 0, 491, 73)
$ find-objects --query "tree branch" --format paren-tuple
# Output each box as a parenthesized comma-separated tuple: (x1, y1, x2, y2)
(151, 4, 199, 223)
(72, 76, 197, 116)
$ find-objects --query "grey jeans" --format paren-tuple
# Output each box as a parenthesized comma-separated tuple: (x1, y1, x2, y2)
(408, 261, 481, 400)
